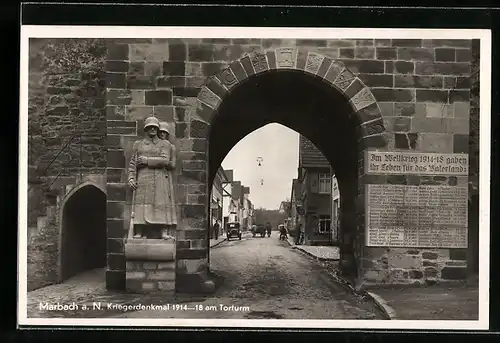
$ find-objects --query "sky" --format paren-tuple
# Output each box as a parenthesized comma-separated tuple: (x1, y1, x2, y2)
(221, 123, 299, 210)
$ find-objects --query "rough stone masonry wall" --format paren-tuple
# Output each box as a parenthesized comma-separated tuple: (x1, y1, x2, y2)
(26, 193, 59, 291)
(105, 38, 475, 290)
(28, 38, 107, 225)
(28, 38, 107, 178)
(27, 38, 107, 290)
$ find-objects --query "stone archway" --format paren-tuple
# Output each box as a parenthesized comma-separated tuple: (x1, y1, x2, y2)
(59, 182, 107, 282)
(175, 49, 387, 292)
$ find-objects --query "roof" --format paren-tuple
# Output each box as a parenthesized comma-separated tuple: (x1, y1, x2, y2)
(217, 167, 229, 183)
(231, 181, 241, 200)
(214, 167, 229, 188)
(225, 169, 234, 182)
(299, 135, 330, 168)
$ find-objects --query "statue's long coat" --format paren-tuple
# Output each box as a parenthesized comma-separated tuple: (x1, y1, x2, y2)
(128, 137, 178, 226)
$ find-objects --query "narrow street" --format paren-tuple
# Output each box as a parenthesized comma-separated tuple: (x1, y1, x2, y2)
(117, 232, 385, 319)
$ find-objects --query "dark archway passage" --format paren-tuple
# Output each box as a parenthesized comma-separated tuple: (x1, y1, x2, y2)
(208, 70, 363, 281)
(208, 70, 361, 184)
(61, 184, 107, 281)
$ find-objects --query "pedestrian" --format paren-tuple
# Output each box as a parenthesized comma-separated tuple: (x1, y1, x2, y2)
(295, 223, 302, 245)
(279, 224, 288, 240)
(266, 221, 272, 237)
(299, 223, 305, 244)
(213, 221, 220, 240)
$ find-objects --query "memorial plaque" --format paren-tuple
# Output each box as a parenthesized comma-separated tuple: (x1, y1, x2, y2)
(365, 184, 468, 248)
(366, 151, 468, 176)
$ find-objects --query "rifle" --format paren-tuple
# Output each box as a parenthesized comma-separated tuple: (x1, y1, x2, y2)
(127, 189, 136, 241)
(127, 153, 138, 241)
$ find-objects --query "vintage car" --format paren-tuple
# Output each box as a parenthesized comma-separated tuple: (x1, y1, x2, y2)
(226, 222, 242, 240)
(252, 224, 266, 238)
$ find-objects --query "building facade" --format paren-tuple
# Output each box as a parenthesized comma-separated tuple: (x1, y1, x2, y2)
(294, 136, 334, 246)
(210, 167, 228, 238)
(219, 170, 254, 232)
(229, 181, 242, 227)
(331, 174, 341, 245)
(292, 137, 342, 246)
(289, 179, 299, 234)
(221, 169, 234, 229)
(242, 190, 254, 230)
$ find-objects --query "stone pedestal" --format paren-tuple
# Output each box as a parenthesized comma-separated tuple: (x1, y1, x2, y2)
(124, 239, 175, 293)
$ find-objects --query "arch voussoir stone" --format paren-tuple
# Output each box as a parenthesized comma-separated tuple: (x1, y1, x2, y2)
(216, 66, 239, 90)
(361, 117, 386, 137)
(197, 86, 221, 110)
(205, 76, 228, 100)
(239, 55, 256, 77)
(295, 47, 309, 70)
(195, 84, 221, 126)
(229, 60, 248, 82)
(190, 119, 210, 139)
(265, 50, 277, 69)
(304, 52, 326, 75)
(349, 86, 378, 113)
(356, 102, 383, 124)
(194, 99, 216, 124)
(317, 56, 334, 78)
(248, 51, 269, 74)
(275, 47, 298, 69)
(323, 62, 344, 84)
(332, 68, 356, 93)
(344, 78, 366, 100)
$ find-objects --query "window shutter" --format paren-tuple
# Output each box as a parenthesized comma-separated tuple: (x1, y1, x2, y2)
(310, 173, 319, 193)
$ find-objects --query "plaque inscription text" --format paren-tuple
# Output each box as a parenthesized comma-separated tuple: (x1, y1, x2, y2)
(366, 184, 468, 248)
(366, 152, 468, 176)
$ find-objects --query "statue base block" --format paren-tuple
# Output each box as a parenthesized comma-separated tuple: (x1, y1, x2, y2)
(125, 238, 175, 261)
(125, 239, 176, 293)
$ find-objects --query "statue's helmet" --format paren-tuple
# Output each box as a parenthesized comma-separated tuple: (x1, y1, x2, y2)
(143, 116, 160, 131)
(159, 121, 170, 135)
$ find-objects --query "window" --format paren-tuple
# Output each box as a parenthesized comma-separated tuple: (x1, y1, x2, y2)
(318, 215, 331, 234)
(318, 173, 331, 194)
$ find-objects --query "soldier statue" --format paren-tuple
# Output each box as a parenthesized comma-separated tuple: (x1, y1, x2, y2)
(127, 116, 177, 239)
(157, 121, 178, 240)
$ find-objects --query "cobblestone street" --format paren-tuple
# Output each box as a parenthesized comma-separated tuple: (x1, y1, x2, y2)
(117, 232, 385, 319)
(26, 268, 146, 318)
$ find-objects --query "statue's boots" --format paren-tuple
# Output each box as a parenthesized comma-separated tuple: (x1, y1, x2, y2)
(162, 229, 175, 241)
